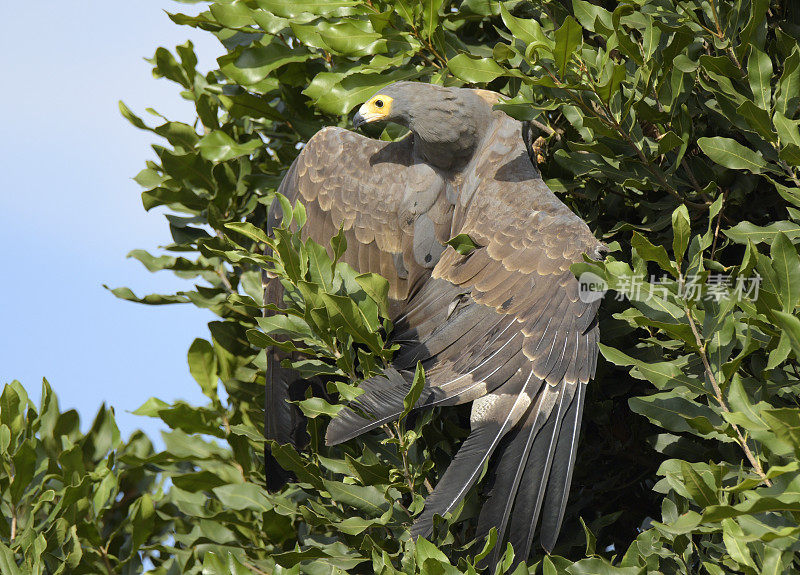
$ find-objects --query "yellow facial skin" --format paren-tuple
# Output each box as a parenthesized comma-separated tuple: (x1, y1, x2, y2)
(356, 94, 393, 124)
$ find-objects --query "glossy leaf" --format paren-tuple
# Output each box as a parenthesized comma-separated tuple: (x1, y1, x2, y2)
(697, 137, 767, 173)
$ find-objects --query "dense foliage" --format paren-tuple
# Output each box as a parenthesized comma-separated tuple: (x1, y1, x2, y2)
(2, 0, 800, 572)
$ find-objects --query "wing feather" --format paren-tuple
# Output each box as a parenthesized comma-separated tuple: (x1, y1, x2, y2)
(420, 113, 602, 558)
(265, 127, 447, 488)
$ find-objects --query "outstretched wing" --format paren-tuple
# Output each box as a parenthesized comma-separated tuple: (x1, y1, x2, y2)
(276, 126, 451, 300)
(326, 113, 604, 563)
(264, 126, 450, 488)
(438, 114, 605, 563)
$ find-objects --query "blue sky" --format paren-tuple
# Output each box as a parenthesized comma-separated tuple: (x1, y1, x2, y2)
(0, 2, 226, 442)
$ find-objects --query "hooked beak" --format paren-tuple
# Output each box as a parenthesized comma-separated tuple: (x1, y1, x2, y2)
(352, 104, 385, 129)
(353, 110, 367, 128)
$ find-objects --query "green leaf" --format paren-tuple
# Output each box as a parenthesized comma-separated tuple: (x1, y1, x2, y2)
(394, 0, 419, 27)
(0, 383, 23, 433)
(774, 311, 800, 359)
(762, 407, 800, 454)
(400, 362, 425, 423)
(306, 240, 334, 291)
(119, 100, 149, 130)
(320, 292, 383, 352)
(579, 518, 596, 557)
(631, 232, 677, 276)
(671, 204, 690, 264)
(761, 546, 786, 575)
(304, 67, 423, 115)
(188, 338, 218, 398)
(269, 441, 325, 488)
(415, 537, 450, 564)
(770, 232, 800, 311)
(0, 425, 9, 454)
(0, 543, 22, 575)
(445, 233, 479, 256)
(197, 131, 261, 162)
(255, 0, 359, 18)
(641, 16, 661, 60)
(130, 493, 156, 555)
(776, 47, 800, 116)
(737, 100, 776, 142)
(323, 479, 389, 516)
(213, 483, 272, 511)
(345, 453, 391, 485)
(202, 551, 253, 575)
(355, 273, 390, 319)
(657, 131, 685, 156)
(703, 496, 800, 522)
(595, 62, 626, 104)
(566, 558, 641, 575)
(553, 16, 582, 79)
(225, 221, 272, 244)
(422, 0, 444, 39)
(780, 143, 800, 166)
(680, 461, 718, 507)
(697, 137, 767, 173)
(572, 0, 613, 33)
(724, 220, 800, 244)
(317, 20, 386, 56)
(334, 516, 384, 535)
(774, 110, 800, 147)
(446, 54, 506, 84)
(748, 46, 773, 111)
(721, 518, 755, 568)
(297, 396, 341, 418)
(629, 393, 725, 439)
(219, 43, 311, 85)
(499, 3, 551, 46)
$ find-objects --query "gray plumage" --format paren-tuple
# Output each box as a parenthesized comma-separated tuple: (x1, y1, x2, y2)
(264, 81, 604, 567)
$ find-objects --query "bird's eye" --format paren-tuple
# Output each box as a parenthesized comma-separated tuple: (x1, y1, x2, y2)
(374, 99, 384, 108)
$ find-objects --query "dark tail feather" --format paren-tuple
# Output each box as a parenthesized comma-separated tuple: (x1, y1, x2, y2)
(410, 368, 536, 539)
(410, 422, 499, 539)
(540, 381, 586, 552)
(325, 367, 434, 445)
(263, 273, 298, 490)
(475, 383, 561, 567)
(263, 199, 304, 491)
(503, 382, 571, 564)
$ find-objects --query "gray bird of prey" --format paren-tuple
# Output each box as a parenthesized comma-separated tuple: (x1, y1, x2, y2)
(264, 81, 604, 565)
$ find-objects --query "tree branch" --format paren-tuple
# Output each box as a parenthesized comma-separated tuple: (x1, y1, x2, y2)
(683, 299, 772, 486)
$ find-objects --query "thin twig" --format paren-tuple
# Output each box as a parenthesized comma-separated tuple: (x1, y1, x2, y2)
(216, 267, 235, 293)
(100, 545, 114, 575)
(682, 161, 709, 199)
(708, 0, 744, 70)
(710, 187, 729, 260)
(393, 422, 416, 493)
(243, 560, 271, 575)
(528, 118, 556, 137)
(683, 298, 772, 486)
(779, 159, 800, 187)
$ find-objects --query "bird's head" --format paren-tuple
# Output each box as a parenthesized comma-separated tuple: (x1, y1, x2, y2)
(352, 81, 496, 169)
(352, 82, 461, 130)
(352, 93, 394, 128)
